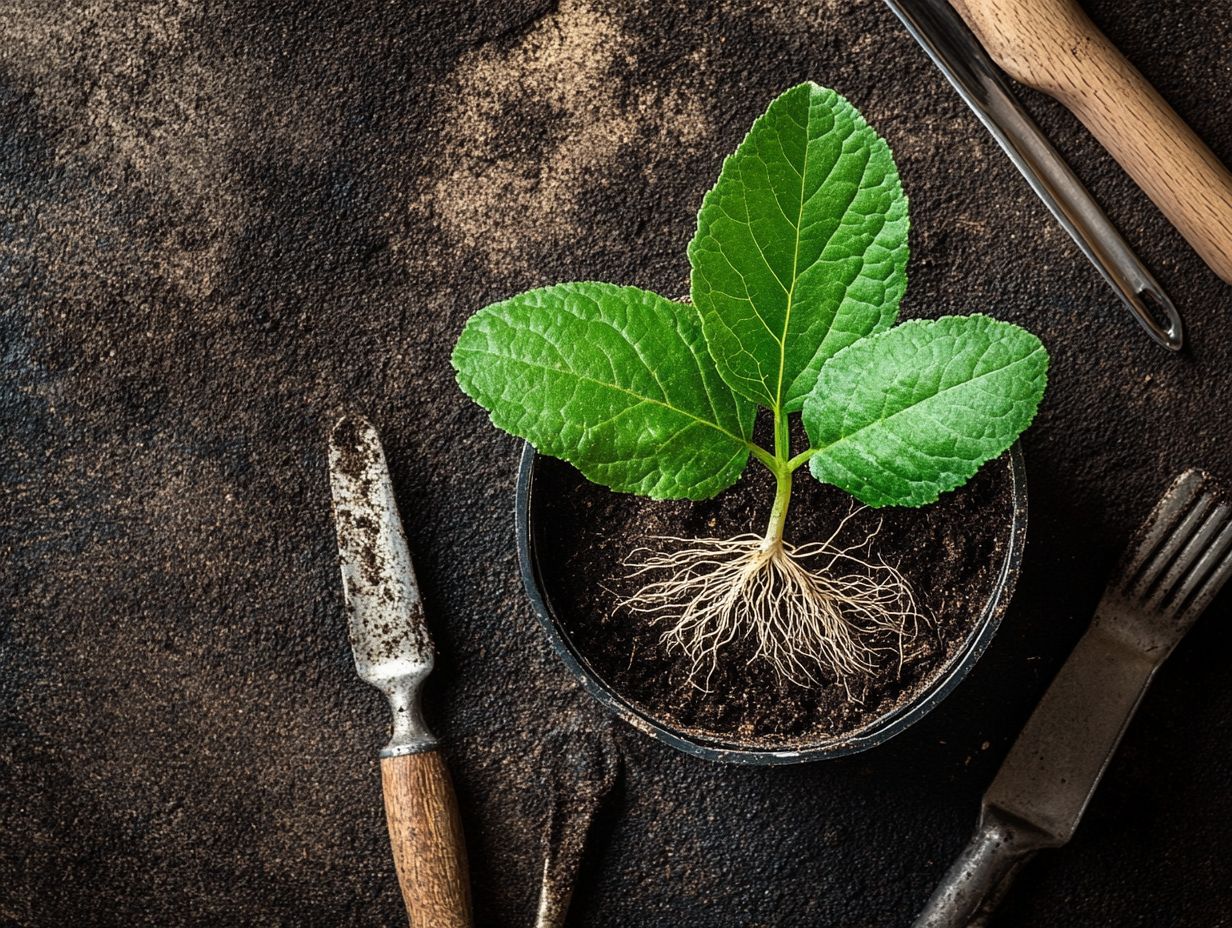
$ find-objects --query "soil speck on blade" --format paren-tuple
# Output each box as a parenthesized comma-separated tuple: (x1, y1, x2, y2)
(533, 435, 1014, 750)
(330, 418, 386, 587)
(330, 416, 373, 483)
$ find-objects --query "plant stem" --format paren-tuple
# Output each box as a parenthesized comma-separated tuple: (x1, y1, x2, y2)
(787, 448, 815, 471)
(761, 406, 792, 551)
(773, 404, 790, 461)
(761, 462, 792, 551)
(748, 443, 778, 470)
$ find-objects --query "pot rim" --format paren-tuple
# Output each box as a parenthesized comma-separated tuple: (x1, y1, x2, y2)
(516, 442, 1028, 765)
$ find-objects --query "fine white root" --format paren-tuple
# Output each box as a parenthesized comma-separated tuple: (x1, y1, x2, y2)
(618, 511, 922, 691)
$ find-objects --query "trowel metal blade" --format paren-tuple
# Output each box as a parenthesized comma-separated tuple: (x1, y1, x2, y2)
(328, 416, 434, 690)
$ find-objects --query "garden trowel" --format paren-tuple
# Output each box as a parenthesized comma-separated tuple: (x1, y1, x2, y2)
(328, 415, 473, 928)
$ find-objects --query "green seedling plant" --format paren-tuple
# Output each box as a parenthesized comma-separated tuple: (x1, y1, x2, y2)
(453, 83, 1048, 688)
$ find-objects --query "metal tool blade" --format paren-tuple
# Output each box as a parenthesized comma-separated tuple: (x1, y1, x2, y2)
(533, 726, 621, 928)
(328, 415, 437, 757)
(980, 627, 1152, 846)
(884, 0, 1184, 351)
(914, 471, 1231, 927)
(983, 470, 1230, 843)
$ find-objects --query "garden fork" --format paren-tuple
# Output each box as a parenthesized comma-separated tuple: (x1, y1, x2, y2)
(915, 468, 1232, 927)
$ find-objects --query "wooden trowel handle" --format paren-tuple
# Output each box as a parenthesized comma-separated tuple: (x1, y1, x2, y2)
(951, 0, 1232, 284)
(381, 750, 473, 927)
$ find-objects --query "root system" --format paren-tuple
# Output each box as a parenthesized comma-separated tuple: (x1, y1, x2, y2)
(619, 511, 922, 690)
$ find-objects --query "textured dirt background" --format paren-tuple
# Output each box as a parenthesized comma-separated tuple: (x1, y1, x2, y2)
(2, 1, 1231, 925)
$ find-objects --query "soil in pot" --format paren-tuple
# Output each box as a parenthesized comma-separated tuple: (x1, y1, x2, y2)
(533, 422, 1015, 750)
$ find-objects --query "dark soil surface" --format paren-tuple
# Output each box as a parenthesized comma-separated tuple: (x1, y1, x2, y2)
(536, 442, 1013, 749)
(5, 1, 1232, 926)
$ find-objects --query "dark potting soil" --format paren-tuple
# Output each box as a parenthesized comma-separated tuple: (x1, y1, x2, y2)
(533, 427, 1016, 750)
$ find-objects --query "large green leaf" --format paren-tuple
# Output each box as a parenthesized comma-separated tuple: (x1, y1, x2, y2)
(689, 82, 909, 413)
(451, 282, 755, 500)
(802, 315, 1047, 508)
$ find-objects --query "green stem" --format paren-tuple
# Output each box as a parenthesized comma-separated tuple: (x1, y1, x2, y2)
(787, 447, 816, 471)
(774, 405, 790, 461)
(748, 442, 778, 470)
(761, 462, 792, 551)
(760, 405, 793, 551)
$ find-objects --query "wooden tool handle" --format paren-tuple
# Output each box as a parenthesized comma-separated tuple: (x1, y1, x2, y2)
(951, 0, 1232, 284)
(381, 750, 473, 928)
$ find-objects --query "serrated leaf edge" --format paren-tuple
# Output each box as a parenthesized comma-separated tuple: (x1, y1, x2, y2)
(450, 282, 758, 500)
(804, 314, 1048, 507)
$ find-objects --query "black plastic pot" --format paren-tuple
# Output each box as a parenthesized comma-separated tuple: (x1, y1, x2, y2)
(516, 442, 1028, 765)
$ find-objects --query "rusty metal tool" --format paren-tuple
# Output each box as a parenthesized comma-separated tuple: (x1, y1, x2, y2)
(533, 726, 621, 928)
(328, 415, 472, 928)
(915, 469, 1232, 927)
(884, 0, 1184, 350)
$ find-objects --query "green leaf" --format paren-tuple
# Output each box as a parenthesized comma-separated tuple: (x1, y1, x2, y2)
(802, 315, 1048, 508)
(451, 282, 756, 501)
(688, 82, 909, 413)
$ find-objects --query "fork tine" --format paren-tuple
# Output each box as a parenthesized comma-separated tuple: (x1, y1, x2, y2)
(1129, 491, 1212, 598)
(1120, 470, 1206, 591)
(1145, 501, 1232, 613)
(1176, 518, 1232, 622)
